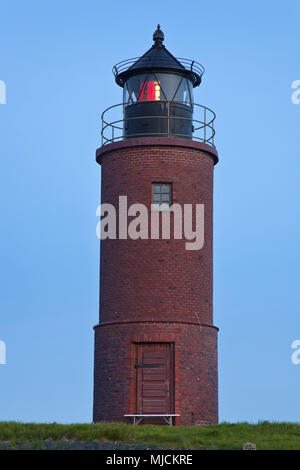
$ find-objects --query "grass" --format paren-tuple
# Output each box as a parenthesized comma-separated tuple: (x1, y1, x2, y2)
(1, 421, 300, 450)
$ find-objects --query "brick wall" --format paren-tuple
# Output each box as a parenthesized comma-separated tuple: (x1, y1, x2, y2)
(94, 322, 218, 425)
(93, 139, 218, 425)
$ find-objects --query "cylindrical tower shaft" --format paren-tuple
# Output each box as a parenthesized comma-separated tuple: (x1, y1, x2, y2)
(93, 138, 218, 425)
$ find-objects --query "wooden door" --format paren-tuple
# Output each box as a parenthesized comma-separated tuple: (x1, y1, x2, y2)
(136, 343, 174, 414)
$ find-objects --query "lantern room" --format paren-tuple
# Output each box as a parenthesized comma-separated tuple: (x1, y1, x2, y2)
(112, 25, 204, 140)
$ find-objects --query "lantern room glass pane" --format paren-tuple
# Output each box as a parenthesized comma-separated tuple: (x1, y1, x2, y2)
(124, 74, 167, 103)
(124, 73, 193, 107)
(173, 78, 193, 105)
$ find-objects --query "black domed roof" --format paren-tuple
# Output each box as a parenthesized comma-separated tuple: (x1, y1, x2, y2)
(113, 26, 204, 88)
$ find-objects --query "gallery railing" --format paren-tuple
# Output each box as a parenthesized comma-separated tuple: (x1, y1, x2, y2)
(100, 101, 216, 147)
(112, 57, 205, 86)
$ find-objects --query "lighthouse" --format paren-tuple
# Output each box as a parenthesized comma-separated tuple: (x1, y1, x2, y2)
(93, 26, 219, 426)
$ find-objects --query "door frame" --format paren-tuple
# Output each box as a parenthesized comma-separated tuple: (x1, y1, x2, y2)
(135, 342, 175, 414)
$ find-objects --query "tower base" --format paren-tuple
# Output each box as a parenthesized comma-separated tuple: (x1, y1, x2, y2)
(93, 321, 218, 426)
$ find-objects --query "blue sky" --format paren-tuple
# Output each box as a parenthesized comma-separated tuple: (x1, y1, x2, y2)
(0, 0, 299, 423)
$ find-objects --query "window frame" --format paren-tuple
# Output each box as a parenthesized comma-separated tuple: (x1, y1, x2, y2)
(151, 182, 173, 211)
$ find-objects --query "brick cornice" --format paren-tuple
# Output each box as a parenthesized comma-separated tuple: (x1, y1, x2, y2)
(94, 320, 219, 331)
(96, 137, 218, 165)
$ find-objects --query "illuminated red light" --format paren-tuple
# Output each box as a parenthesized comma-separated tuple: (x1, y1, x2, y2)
(138, 81, 160, 101)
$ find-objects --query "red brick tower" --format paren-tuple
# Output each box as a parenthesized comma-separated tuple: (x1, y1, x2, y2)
(93, 26, 219, 426)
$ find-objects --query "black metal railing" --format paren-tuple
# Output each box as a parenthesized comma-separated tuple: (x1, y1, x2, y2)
(112, 57, 205, 82)
(100, 101, 216, 147)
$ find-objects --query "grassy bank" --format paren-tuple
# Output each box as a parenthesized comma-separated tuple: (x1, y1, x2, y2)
(0, 421, 300, 450)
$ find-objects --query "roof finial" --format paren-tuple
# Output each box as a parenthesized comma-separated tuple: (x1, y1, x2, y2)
(153, 24, 164, 46)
